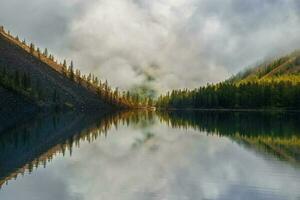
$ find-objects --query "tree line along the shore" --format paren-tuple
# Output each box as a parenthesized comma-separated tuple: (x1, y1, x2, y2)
(156, 77, 300, 110)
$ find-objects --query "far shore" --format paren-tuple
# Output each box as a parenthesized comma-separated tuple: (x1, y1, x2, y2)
(156, 108, 300, 113)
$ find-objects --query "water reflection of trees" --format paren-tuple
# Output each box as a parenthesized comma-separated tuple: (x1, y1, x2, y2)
(0, 110, 155, 188)
(158, 111, 300, 165)
(2, 110, 300, 188)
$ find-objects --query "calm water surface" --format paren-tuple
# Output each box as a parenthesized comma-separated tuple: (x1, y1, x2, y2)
(0, 111, 300, 200)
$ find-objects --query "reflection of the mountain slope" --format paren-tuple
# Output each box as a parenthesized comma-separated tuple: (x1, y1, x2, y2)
(234, 134, 300, 164)
(0, 111, 120, 188)
(157, 110, 300, 166)
(0, 110, 156, 188)
(2, 110, 299, 189)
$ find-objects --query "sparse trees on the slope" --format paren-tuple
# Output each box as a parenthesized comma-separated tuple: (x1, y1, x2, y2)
(0, 25, 150, 109)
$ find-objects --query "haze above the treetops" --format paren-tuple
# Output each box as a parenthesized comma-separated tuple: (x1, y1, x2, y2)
(1, 0, 300, 92)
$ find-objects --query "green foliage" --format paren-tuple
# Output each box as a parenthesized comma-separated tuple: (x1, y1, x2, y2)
(158, 50, 300, 110)
(157, 80, 300, 109)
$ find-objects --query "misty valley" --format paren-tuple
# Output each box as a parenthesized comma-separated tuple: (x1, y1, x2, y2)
(0, 110, 300, 200)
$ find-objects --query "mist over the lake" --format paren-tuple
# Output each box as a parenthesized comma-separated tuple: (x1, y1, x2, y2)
(1, 0, 300, 92)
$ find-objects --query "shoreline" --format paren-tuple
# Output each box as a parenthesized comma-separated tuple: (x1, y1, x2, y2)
(156, 108, 300, 113)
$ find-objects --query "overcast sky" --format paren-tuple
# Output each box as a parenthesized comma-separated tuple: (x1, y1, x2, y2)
(1, 0, 300, 92)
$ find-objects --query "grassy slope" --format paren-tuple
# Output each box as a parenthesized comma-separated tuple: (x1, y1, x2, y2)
(0, 33, 111, 111)
(229, 50, 300, 83)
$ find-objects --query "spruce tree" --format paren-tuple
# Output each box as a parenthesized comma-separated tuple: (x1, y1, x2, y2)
(68, 61, 74, 81)
(30, 43, 35, 54)
(62, 59, 67, 76)
(43, 48, 48, 57)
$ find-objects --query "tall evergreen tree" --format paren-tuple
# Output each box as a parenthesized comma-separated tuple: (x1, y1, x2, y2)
(68, 61, 74, 81)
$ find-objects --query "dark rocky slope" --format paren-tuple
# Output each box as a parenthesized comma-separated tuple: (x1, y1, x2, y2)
(0, 86, 37, 133)
(0, 33, 111, 111)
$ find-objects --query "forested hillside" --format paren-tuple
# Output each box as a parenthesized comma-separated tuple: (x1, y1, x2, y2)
(156, 51, 300, 110)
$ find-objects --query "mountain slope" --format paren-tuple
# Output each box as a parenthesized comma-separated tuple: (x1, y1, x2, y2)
(0, 29, 111, 111)
(156, 50, 300, 109)
(230, 50, 300, 83)
(0, 86, 37, 133)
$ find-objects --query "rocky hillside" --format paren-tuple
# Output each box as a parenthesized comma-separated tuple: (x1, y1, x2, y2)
(0, 29, 112, 111)
(0, 86, 37, 133)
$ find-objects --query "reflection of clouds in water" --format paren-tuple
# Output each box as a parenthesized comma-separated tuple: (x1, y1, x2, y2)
(0, 163, 81, 200)
(1, 122, 300, 200)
